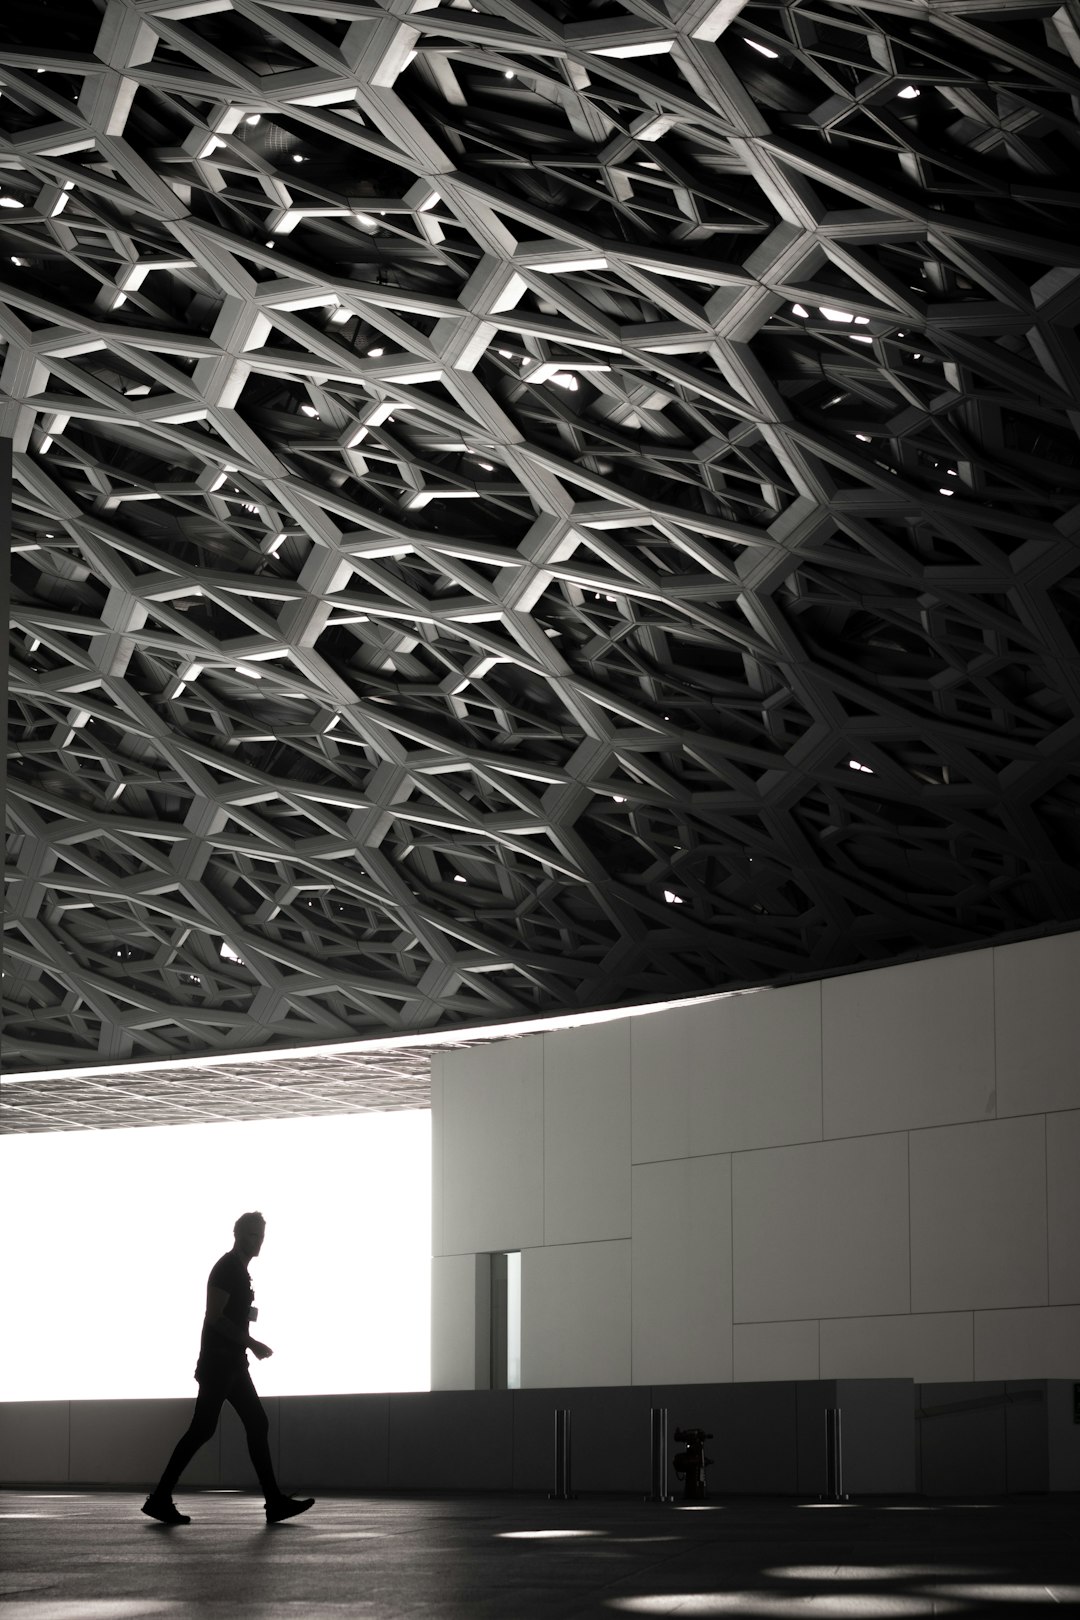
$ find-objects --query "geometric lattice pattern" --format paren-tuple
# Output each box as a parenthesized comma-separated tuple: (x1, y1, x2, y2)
(5, 0, 1080, 1073)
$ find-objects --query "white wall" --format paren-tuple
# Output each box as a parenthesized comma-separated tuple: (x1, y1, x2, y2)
(431, 932, 1080, 1388)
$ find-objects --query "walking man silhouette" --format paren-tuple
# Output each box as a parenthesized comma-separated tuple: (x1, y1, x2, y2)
(143, 1212, 314, 1525)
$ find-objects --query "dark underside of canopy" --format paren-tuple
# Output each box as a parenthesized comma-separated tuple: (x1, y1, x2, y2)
(4, 0, 1080, 1075)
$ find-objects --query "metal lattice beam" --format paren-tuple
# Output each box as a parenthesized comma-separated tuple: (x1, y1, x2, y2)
(4, 0, 1080, 1073)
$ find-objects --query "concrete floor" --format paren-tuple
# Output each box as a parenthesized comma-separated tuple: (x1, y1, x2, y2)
(1, 1490, 1078, 1618)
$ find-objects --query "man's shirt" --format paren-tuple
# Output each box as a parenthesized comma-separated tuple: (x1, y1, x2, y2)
(197, 1250, 254, 1373)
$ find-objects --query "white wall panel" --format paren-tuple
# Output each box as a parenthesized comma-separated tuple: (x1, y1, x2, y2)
(733, 1134, 909, 1323)
(631, 1156, 732, 1385)
(995, 932, 1080, 1117)
(544, 1020, 631, 1245)
(973, 1306, 1080, 1380)
(733, 1320, 818, 1381)
(1047, 1110, 1080, 1305)
(820, 1313, 973, 1382)
(632, 986, 821, 1163)
(278, 1395, 389, 1490)
(688, 983, 821, 1154)
(431, 1254, 485, 1391)
(431, 1054, 444, 1259)
(0, 1402, 69, 1484)
(436, 938, 1072, 1394)
(910, 1116, 1047, 1313)
(822, 951, 995, 1138)
(440, 1036, 543, 1256)
(631, 1004, 690, 1163)
(69, 1398, 220, 1487)
(521, 1241, 631, 1388)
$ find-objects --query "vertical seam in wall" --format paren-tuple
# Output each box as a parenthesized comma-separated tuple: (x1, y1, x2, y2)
(439, 1062, 445, 1264)
(906, 1132, 912, 1316)
(819, 978, 825, 1141)
(622, 1019, 632, 1388)
(629, 1028, 634, 1386)
(1044, 1111, 1050, 1306)
(67, 1399, 71, 1484)
(991, 948, 998, 1118)
(541, 1034, 546, 1249)
(729, 1153, 735, 1381)
(625, 1049, 634, 1393)
(432, 1062, 441, 1387)
(629, 1166, 634, 1387)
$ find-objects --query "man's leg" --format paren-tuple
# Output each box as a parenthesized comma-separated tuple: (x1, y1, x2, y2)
(155, 1376, 229, 1496)
(144, 1373, 229, 1521)
(227, 1368, 314, 1521)
(225, 1365, 280, 1501)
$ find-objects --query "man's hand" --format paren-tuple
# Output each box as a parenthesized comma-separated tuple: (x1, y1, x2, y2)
(250, 1340, 273, 1360)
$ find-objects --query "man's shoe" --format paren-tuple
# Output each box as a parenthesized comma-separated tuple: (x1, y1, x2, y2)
(142, 1495, 190, 1525)
(266, 1495, 315, 1524)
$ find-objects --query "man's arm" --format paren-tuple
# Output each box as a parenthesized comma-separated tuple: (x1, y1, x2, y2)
(203, 1285, 273, 1359)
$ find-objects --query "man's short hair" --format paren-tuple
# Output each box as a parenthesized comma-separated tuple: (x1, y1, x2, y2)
(234, 1211, 266, 1237)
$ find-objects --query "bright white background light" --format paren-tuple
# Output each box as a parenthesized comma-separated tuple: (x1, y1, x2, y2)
(0, 1110, 431, 1399)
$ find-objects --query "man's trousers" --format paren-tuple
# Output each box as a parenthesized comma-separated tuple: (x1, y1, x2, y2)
(156, 1359, 278, 1501)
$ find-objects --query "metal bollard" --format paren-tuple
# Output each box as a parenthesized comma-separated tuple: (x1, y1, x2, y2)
(823, 1407, 847, 1501)
(646, 1407, 672, 1502)
(549, 1408, 574, 1500)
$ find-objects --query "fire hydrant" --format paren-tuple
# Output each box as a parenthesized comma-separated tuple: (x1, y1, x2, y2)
(672, 1426, 713, 1500)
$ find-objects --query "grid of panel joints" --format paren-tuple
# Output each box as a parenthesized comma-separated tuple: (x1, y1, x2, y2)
(0, 1046, 438, 1132)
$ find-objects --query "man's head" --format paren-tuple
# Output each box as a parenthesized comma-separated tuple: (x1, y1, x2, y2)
(233, 1211, 266, 1260)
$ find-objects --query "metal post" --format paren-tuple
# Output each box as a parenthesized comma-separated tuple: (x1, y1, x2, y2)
(549, 1408, 573, 1500)
(823, 1407, 846, 1501)
(646, 1407, 671, 1501)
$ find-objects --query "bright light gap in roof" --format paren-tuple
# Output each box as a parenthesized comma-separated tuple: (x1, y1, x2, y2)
(13, 983, 770, 1089)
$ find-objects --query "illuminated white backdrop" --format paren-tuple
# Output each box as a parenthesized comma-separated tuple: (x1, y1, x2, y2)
(0, 1110, 431, 1400)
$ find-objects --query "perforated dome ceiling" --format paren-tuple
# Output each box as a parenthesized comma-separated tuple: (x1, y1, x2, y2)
(4, 0, 1080, 1077)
